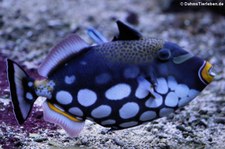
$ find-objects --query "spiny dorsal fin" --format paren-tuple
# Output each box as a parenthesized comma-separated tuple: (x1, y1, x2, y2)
(113, 20, 143, 41)
(87, 27, 108, 44)
(38, 34, 88, 77)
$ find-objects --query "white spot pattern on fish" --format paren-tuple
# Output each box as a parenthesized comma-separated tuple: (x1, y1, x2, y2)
(64, 75, 76, 84)
(56, 91, 73, 105)
(91, 105, 111, 118)
(77, 89, 97, 107)
(105, 83, 131, 100)
(175, 84, 189, 98)
(167, 76, 177, 91)
(178, 89, 199, 107)
(28, 82, 33, 87)
(26, 92, 33, 100)
(155, 77, 168, 94)
(69, 107, 83, 117)
(145, 92, 163, 108)
(119, 102, 139, 119)
(101, 119, 116, 125)
(139, 111, 156, 121)
(165, 92, 178, 107)
(135, 77, 151, 99)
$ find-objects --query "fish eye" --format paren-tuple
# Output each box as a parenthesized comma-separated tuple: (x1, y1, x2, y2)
(157, 48, 171, 61)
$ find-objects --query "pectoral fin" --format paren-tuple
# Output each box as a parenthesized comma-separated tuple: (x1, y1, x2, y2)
(42, 101, 85, 137)
(135, 76, 156, 99)
(148, 71, 158, 88)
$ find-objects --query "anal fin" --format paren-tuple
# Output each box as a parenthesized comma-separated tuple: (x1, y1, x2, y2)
(42, 101, 85, 137)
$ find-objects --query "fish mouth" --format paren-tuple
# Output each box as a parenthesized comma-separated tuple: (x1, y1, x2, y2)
(208, 66, 216, 77)
(199, 61, 216, 85)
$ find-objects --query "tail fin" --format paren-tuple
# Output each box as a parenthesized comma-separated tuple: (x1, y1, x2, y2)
(7, 59, 37, 125)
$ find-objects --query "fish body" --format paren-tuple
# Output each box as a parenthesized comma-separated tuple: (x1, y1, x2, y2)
(7, 21, 215, 137)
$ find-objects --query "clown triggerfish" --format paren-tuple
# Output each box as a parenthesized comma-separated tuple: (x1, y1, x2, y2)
(7, 21, 215, 137)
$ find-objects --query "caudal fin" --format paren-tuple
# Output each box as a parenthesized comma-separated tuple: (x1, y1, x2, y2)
(7, 59, 37, 125)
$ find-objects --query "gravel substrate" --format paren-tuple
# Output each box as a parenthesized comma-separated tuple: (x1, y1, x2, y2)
(0, 0, 225, 148)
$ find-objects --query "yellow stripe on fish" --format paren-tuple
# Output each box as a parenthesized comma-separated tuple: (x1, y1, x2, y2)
(47, 102, 82, 122)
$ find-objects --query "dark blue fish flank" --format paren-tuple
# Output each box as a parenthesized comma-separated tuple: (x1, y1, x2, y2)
(6, 20, 215, 137)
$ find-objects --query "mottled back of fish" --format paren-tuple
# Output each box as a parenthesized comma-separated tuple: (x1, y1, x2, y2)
(6, 21, 215, 137)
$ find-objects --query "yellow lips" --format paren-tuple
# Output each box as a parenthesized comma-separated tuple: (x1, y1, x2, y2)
(201, 61, 215, 84)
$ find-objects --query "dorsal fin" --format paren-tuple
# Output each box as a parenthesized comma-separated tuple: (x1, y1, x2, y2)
(113, 20, 143, 41)
(87, 27, 108, 44)
(38, 34, 88, 77)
